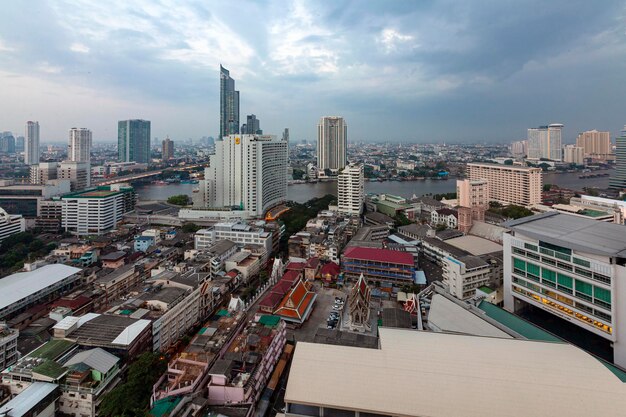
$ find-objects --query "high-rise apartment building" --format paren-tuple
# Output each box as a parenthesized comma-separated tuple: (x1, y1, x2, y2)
(563, 145, 584, 165)
(456, 179, 489, 233)
(220, 65, 240, 139)
(0, 132, 16, 154)
(118, 119, 151, 164)
(610, 127, 626, 189)
(576, 130, 611, 158)
(68, 128, 92, 163)
(317, 116, 347, 173)
(162, 137, 174, 160)
(25, 121, 40, 165)
(201, 134, 287, 217)
(503, 212, 626, 367)
(15, 136, 24, 153)
(243, 114, 261, 135)
(337, 163, 364, 215)
(467, 163, 542, 206)
(509, 140, 527, 157)
(527, 124, 563, 161)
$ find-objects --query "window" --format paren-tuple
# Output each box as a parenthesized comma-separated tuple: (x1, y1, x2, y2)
(288, 404, 320, 416)
(594, 286, 611, 307)
(324, 408, 355, 417)
(575, 279, 593, 301)
(524, 243, 538, 252)
(542, 268, 556, 283)
(557, 273, 572, 289)
(513, 257, 526, 272)
(527, 262, 540, 277)
(539, 241, 571, 255)
(573, 257, 591, 268)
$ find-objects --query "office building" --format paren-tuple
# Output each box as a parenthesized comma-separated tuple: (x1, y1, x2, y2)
(467, 163, 542, 206)
(195, 221, 273, 254)
(337, 163, 364, 215)
(15, 135, 24, 152)
(68, 128, 92, 163)
(527, 123, 563, 161)
(0, 207, 25, 242)
(282, 128, 289, 143)
(243, 114, 261, 134)
(118, 119, 151, 163)
(576, 130, 612, 159)
(220, 65, 240, 138)
(503, 212, 626, 367)
(0, 179, 70, 217)
(58, 161, 90, 191)
(200, 134, 287, 218)
(610, 127, 626, 189)
(317, 116, 347, 173)
(342, 246, 416, 285)
(284, 328, 626, 417)
(0, 132, 15, 154)
(563, 145, 585, 165)
(509, 140, 527, 157)
(61, 184, 136, 235)
(30, 162, 59, 185)
(25, 121, 40, 165)
(162, 136, 174, 160)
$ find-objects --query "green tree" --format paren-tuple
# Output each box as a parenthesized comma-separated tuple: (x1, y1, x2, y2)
(543, 184, 553, 192)
(292, 168, 306, 180)
(167, 194, 191, 206)
(504, 159, 514, 165)
(182, 223, 201, 233)
(394, 213, 412, 227)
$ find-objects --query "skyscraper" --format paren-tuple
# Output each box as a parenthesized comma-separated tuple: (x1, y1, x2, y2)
(118, 119, 151, 164)
(162, 137, 174, 160)
(200, 134, 288, 217)
(0, 132, 15, 154)
(337, 163, 364, 215)
(220, 65, 240, 139)
(576, 130, 611, 159)
(15, 136, 24, 153)
(317, 116, 347, 173)
(609, 126, 626, 189)
(25, 121, 40, 165)
(68, 128, 92, 163)
(244, 114, 261, 135)
(527, 124, 563, 161)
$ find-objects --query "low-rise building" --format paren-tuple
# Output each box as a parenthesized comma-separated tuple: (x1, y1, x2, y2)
(431, 208, 458, 229)
(0, 382, 60, 417)
(342, 246, 416, 286)
(134, 235, 155, 252)
(195, 221, 273, 255)
(0, 324, 18, 371)
(94, 264, 146, 308)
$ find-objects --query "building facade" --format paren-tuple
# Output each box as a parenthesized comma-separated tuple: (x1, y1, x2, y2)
(0, 132, 16, 154)
(527, 123, 563, 161)
(563, 145, 584, 165)
(58, 161, 91, 191)
(220, 65, 240, 138)
(0, 325, 18, 371)
(118, 119, 151, 164)
(0, 207, 25, 242)
(337, 163, 364, 216)
(195, 221, 272, 254)
(467, 163, 542, 206)
(162, 137, 174, 160)
(317, 116, 347, 173)
(576, 130, 611, 159)
(342, 246, 416, 285)
(609, 127, 626, 190)
(25, 121, 40, 165)
(243, 114, 261, 134)
(68, 128, 92, 163)
(457, 179, 489, 233)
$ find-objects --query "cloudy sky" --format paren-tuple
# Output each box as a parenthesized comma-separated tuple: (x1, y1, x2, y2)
(1, 1, 625, 143)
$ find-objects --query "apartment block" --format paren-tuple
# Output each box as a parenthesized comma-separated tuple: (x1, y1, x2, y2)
(467, 163, 542, 206)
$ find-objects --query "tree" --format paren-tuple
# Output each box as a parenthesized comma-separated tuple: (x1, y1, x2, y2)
(182, 223, 201, 233)
(167, 194, 191, 206)
(292, 168, 306, 180)
(394, 213, 412, 227)
(435, 223, 447, 232)
(543, 184, 553, 192)
(504, 159, 514, 165)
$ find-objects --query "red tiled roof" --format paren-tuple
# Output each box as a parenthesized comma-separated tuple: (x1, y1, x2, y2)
(50, 296, 92, 311)
(259, 291, 284, 309)
(343, 246, 414, 266)
(305, 257, 320, 269)
(274, 280, 316, 322)
(281, 270, 301, 283)
(319, 262, 340, 276)
(286, 262, 306, 271)
(226, 270, 239, 278)
(272, 279, 293, 295)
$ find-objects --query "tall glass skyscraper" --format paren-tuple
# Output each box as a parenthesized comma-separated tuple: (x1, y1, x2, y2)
(317, 116, 347, 173)
(118, 119, 151, 163)
(609, 126, 626, 189)
(220, 65, 240, 139)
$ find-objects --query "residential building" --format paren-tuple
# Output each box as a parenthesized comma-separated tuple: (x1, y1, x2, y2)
(243, 114, 261, 134)
(342, 246, 416, 285)
(195, 222, 273, 254)
(58, 160, 90, 191)
(0, 324, 18, 371)
(0, 207, 25, 242)
(563, 145, 584, 165)
(199, 134, 287, 218)
(284, 328, 626, 417)
(503, 212, 626, 367)
(457, 179, 489, 233)
(510, 140, 527, 156)
(61, 184, 136, 236)
(430, 208, 458, 229)
(94, 264, 146, 307)
(0, 264, 82, 320)
(610, 127, 626, 190)
(25, 121, 40, 165)
(0, 132, 15, 154)
(467, 162, 542, 206)
(576, 130, 612, 159)
(220, 65, 240, 138)
(225, 248, 265, 282)
(118, 119, 151, 163)
(317, 116, 347, 173)
(134, 235, 155, 252)
(527, 123, 563, 161)
(30, 162, 59, 185)
(162, 137, 174, 160)
(68, 128, 92, 162)
(337, 163, 364, 216)
(443, 255, 492, 300)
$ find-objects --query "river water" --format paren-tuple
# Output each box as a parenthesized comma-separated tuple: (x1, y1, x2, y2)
(135, 170, 612, 204)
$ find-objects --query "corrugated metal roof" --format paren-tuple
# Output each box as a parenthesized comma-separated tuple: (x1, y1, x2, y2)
(0, 382, 58, 417)
(65, 347, 119, 374)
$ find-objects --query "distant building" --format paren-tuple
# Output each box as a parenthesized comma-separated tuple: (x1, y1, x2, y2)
(431, 208, 458, 229)
(317, 116, 347, 173)
(510, 140, 527, 157)
(243, 114, 261, 134)
(337, 163, 364, 215)
(68, 128, 92, 163)
(610, 126, 626, 190)
(220, 65, 240, 138)
(58, 160, 91, 191)
(527, 123, 563, 161)
(162, 136, 174, 160)
(576, 130, 612, 160)
(195, 221, 273, 254)
(0, 207, 25, 243)
(0, 132, 16, 154)
(342, 246, 416, 285)
(467, 163, 542, 206)
(0, 324, 18, 371)
(25, 121, 40, 165)
(15, 135, 24, 152)
(0, 179, 70, 217)
(457, 179, 489, 233)
(563, 145, 584, 165)
(118, 119, 151, 163)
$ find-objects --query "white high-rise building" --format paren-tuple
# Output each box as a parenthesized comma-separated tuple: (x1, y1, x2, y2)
(337, 163, 364, 215)
(563, 145, 584, 165)
(58, 161, 91, 191)
(317, 116, 347, 173)
(68, 128, 92, 163)
(24, 121, 40, 165)
(201, 134, 287, 218)
(527, 124, 563, 161)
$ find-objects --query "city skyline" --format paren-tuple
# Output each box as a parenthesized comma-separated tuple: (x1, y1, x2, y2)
(1, 2, 626, 143)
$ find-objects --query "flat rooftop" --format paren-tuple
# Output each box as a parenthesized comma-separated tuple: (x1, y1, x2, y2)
(286, 328, 626, 417)
(445, 235, 503, 256)
(505, 212, 626, 257)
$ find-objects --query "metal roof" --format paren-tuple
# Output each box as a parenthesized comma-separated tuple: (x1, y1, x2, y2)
(505, 212, 626, 257)
(0, 264, 81, 312)
(65, 347, 119, 374)
(0, 382, 58, 417)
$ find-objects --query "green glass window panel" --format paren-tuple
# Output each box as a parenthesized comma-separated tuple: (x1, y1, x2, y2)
(557, 273, 572, 289)
(539, 241, 571, 255)
(527, 262, 540, 276)
(513, 258, 526, 271)
(524, 243, 538, 252)
(575, 279, 593, 296)
(542, 268, 556, 282)
(594, 287, 611, 303)
(573, 257, 591, 268)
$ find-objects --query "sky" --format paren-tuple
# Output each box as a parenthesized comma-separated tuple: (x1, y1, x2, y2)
(1, 1, 626, 143)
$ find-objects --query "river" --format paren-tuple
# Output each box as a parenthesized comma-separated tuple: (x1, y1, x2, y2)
(134, 169, 613, 204)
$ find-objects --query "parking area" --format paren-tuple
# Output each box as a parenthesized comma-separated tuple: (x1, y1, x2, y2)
(288, 284, 348, 343)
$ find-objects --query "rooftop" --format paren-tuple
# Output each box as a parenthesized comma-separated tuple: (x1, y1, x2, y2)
(445, 235, 503, 256)
(0, 382, 58, 417)
(468, 162, 542, 171)
(343, 246, 414, 266)
(67, 314, 151, 348)
(505, 212, 626, 257)
(286, 328, 626, 417)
